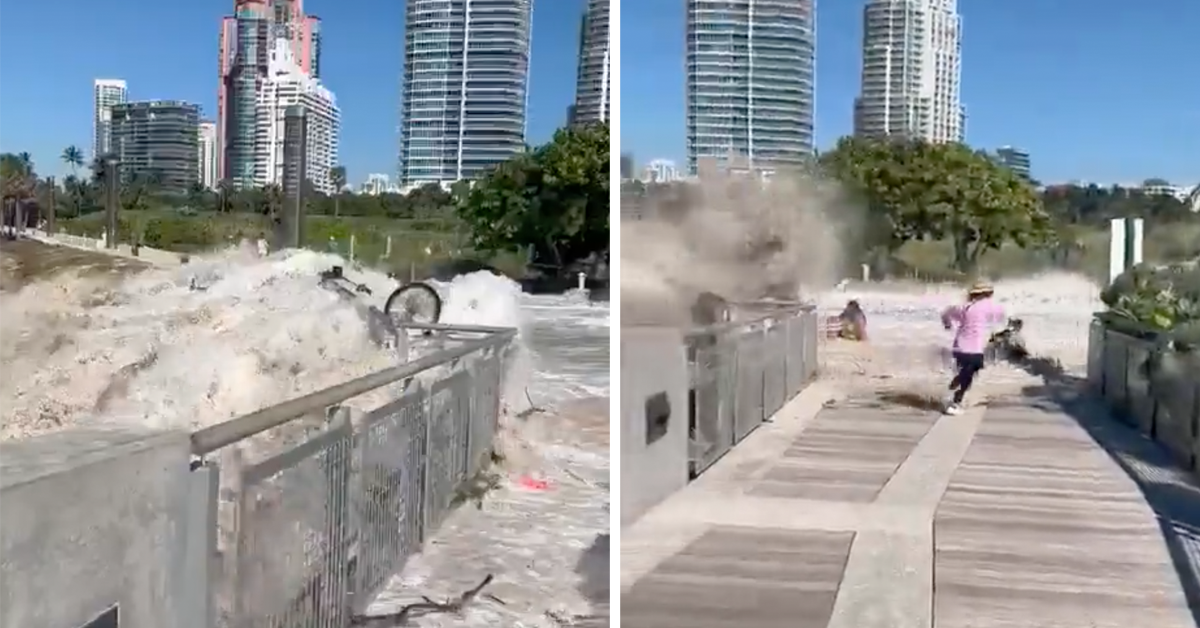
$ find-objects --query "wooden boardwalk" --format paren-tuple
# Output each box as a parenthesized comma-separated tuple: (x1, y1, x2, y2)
(621, 384, 1198, 628)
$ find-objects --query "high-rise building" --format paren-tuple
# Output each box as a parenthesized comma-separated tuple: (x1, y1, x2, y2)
(995, 146, 1031, 180)
(93, 79, 129, 160)
(255, 38, 340, 194)
(685, 0, 816, 176)
(198, 121, 219, 189)
(109, 100, 200, 195)
(218, 0, 321, 185)
(571, 0, 610, 125)
(222, 0, 271, 188)
(854, 0, 964, 143)
(398, 0, 533, 187)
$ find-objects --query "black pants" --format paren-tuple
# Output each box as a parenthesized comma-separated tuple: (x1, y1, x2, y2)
(949, 352, 985, 404)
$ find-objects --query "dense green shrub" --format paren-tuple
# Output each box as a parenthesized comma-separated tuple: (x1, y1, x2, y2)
(1100, 259, 1200, 347)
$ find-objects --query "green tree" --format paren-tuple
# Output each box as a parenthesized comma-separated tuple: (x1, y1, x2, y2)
(329, 165, 347, 216)
(1, 153, 37, 227)
(216, 179, 235, 213)
(260, 183, 283, 220)
(820, 137, 1051, 274)
(456, 122, 609, 269)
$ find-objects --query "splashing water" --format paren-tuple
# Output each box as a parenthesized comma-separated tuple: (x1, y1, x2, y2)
(0, 245, 609, 441)
(2, 239, 612, 627)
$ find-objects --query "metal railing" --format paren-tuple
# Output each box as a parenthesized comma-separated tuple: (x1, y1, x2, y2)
(685, 305, 819, 476)
(188, 322, 515, 628)
(1087, 317, 1200, 468)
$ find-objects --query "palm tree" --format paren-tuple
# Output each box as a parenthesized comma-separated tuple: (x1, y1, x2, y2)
(61, 146, 84, 178)
(329, 165, 347, 216)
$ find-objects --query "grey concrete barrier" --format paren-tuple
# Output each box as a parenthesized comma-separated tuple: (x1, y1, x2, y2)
(621, 327, 690, 526)
(621, 306, 819, 526)
(2, 324, 513, 628)
(1087, 321, 1200, 471)
(0, 428, 199, 628)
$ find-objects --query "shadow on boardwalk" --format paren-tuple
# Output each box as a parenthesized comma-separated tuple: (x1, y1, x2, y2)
(571, 533, 610, 626)
(1014, 358, 1200, 625)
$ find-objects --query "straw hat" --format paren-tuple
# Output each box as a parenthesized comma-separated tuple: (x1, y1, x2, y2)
(967, 280, 994, 296)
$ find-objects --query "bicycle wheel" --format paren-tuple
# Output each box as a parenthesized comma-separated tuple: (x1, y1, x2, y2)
(384, 281, 442, 324)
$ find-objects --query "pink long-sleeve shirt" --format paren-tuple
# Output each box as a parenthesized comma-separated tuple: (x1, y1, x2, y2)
(941, 298, 1006, 354)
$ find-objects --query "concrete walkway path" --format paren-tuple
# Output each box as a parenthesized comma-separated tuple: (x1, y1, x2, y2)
(621, 382, 1197, 628)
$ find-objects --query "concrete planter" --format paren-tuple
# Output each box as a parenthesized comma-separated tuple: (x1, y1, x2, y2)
(1125, 340, 1156, 436)
(1101, 330, 1131, 422)
(1088, 322, 1200, 469)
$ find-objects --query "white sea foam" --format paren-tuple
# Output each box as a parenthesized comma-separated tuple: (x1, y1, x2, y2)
(0, 247, 544, 442)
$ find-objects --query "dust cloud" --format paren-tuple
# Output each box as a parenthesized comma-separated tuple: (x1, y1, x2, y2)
(622, 159, 858, 326)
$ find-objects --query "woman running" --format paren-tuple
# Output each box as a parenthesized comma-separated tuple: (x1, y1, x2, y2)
(940, 281, 1006, 415)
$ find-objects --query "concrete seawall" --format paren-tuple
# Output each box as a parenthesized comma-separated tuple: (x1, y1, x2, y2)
(0, 428, 199, 628)
(26, 229, 185, 267)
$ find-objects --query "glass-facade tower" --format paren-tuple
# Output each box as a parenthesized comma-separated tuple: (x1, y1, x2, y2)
(224, 1, 270, 188)
(685, 0, 816, 175)
(398, 0, 532, 187)
(571, 0, 610, 125)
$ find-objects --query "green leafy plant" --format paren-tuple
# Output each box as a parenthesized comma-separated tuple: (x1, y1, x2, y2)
(1100, 260, 1200, 346)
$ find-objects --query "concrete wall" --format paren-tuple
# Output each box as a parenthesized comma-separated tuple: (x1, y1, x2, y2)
(620, 327, 690, 526)
(0, 428, 196, 628)
(27, 229, 185, 267)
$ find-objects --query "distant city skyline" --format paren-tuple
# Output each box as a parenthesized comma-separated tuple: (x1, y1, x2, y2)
(0, 0, 586, 182)
(622, 0, 1200, 183)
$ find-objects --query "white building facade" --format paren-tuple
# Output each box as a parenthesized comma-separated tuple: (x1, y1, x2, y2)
(854, 0, 964, 143)
(360, 173, 391, 195)
(93, 79, 129, 159)
(254, 38, 340, 194)
(197, 121, 218, 189)
(641, 159, 683, 183)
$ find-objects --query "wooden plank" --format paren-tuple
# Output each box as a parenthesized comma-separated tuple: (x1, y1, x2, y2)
(934, 403, 1194, 628)
(622, 527, 853, 628)
(749, 406, 937, 501)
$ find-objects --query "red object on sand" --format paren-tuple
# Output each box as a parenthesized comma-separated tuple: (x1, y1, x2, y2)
(517, 476, 551, 491)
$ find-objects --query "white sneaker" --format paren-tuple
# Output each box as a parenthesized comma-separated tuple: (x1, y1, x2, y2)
(943, 403, 963, 416)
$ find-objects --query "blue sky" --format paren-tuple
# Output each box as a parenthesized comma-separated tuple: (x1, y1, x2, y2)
(622, 0, 1199, 184)
(0, 0, 583, 183)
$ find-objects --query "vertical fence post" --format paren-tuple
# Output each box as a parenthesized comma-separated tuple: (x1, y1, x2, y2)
(46, 176, 56, 234)
(181, 461, 220, 628)
(385, 235, 393, 259)
(349, 234, 357, 262)
(323, 409, 353, 627)
(104, 157, 119, 249)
